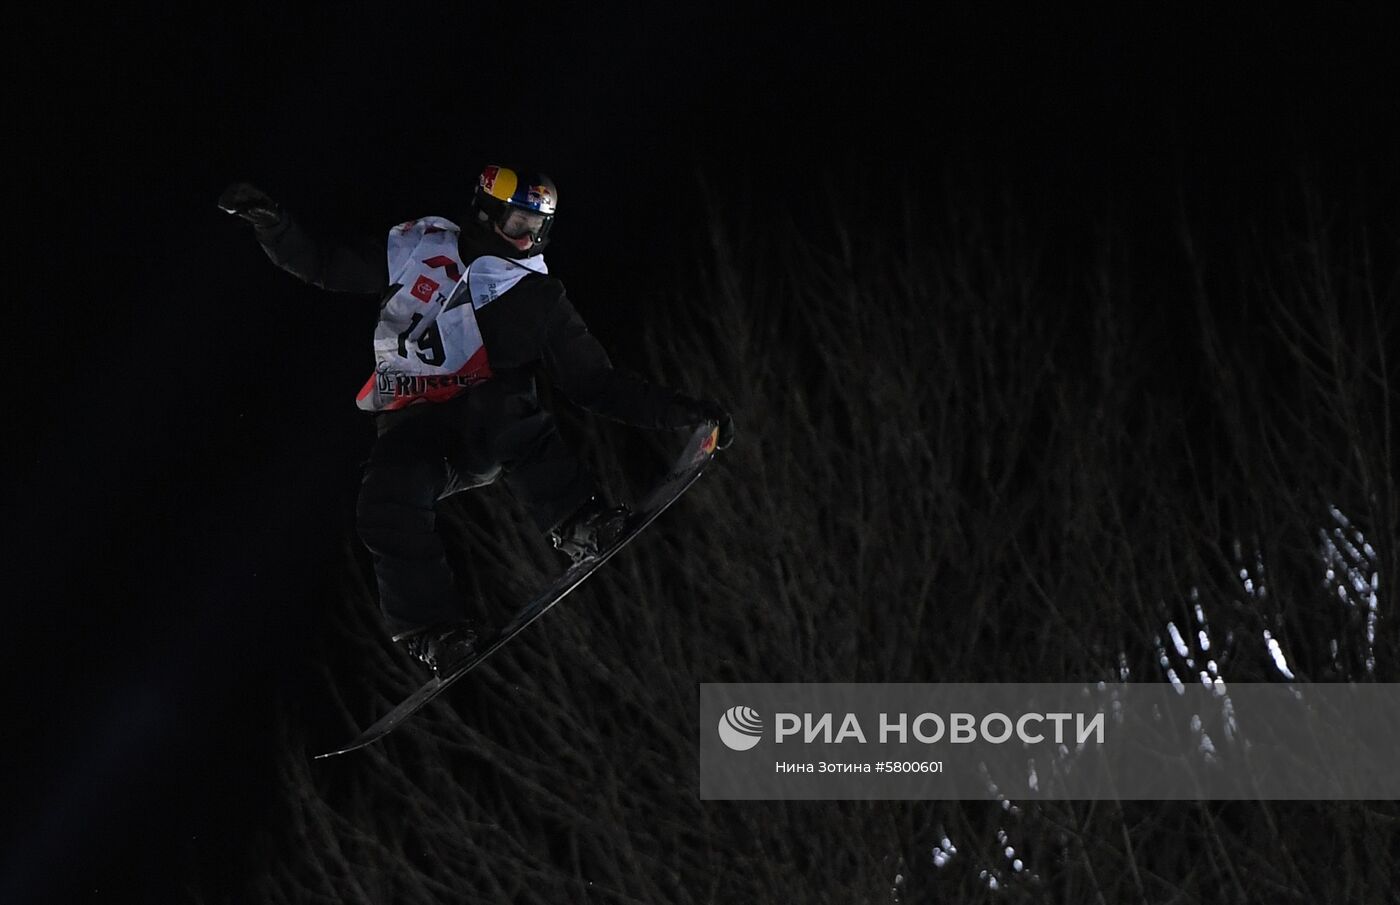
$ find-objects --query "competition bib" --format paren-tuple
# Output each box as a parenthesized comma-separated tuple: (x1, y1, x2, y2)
(355, 217, 547, 411)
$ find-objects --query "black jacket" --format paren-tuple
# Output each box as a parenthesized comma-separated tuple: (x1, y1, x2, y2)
(255, 214, 701, 429)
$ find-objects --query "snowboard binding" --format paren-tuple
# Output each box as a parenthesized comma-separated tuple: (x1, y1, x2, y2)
(400, 622, 480, 678)
(549, 496, 631, 565)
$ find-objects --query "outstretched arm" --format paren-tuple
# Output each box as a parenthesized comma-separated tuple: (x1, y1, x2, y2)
(219, 182, 386, 293)
(255, 216, 386, 293)
(542, 291, 734, 446)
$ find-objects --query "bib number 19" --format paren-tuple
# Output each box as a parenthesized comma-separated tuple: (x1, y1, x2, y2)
(396, 313, 446, 366)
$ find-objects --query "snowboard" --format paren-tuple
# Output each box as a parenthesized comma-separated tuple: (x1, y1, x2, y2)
(314, 422, 722, 759)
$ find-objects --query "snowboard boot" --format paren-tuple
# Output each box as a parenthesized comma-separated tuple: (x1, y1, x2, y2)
(549, 495, 630, 565)
(399, 621, 480, 678)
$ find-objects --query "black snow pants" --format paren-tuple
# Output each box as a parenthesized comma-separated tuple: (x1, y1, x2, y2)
(356, 382, 596, 638)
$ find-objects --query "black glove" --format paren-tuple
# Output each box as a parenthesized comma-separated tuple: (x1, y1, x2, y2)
(678, 396, 735, 450)
(217, 181, 283, 229)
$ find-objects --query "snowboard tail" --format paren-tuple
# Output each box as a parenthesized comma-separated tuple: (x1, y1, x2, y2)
(314, 423, 721, 759)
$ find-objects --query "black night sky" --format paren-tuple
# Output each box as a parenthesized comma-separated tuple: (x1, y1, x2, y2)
(9, 4, 1400, 903)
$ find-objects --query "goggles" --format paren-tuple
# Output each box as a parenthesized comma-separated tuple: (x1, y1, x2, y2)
(498, 207, 551, 240)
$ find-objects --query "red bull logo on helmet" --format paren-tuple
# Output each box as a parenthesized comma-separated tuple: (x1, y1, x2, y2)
(523, 182, 557, 214)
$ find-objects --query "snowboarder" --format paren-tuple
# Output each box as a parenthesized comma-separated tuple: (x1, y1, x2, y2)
(219, 165, 733, 677)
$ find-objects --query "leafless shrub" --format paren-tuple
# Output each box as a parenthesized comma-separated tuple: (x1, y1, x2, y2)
(190, 183, 1397, 904)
